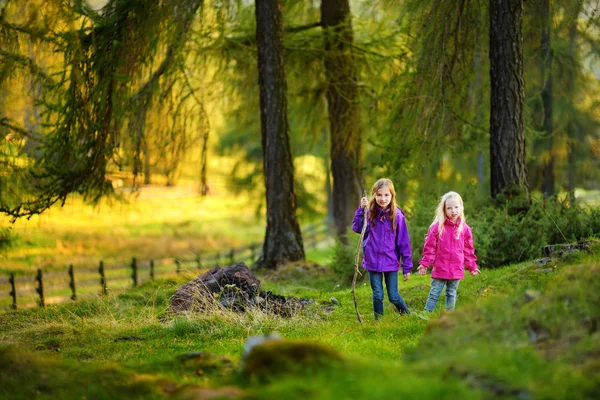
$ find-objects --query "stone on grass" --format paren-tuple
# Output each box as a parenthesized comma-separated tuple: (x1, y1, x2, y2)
(168, 262, 306, 317)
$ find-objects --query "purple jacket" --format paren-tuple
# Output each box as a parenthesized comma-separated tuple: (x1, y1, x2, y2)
(352, 206, 413, 274)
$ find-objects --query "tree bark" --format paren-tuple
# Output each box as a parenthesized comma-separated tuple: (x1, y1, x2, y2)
(566, 4, 581, 206)
(321, 0, 362, 243)
(255, 0, 305, 269)
(540, 0, 554, 197)
(489, 0, 530, 204)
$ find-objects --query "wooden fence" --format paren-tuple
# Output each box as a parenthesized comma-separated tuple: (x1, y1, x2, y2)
(0, 224, 331, 310)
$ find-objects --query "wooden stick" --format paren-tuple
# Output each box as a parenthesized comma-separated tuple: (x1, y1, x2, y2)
(352, 196, 367, 324)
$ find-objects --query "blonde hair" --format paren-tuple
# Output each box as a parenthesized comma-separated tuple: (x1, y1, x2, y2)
(432, 191, 465, 239)
(368, 178, 398, 231)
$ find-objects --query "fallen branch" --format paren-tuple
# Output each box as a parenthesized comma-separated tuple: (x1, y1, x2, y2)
(352, 199, 367, 324)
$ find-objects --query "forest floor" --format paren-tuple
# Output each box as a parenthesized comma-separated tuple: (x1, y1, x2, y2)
(0, 242, 598, 399)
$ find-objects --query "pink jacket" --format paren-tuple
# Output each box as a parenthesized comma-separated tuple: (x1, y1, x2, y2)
(419, 219, 478, 280)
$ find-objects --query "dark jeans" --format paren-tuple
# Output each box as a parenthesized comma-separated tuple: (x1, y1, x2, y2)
(368, 271, 410, 319)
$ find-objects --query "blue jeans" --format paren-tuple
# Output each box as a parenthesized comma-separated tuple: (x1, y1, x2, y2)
(368, 271, 410, 318)
(424, 278, 460, 312)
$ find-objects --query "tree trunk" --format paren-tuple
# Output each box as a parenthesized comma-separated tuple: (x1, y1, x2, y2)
(324, 147, 335, 230)
(566, 4, 581, 206)
(321, 0, 362, 244)
(540, 0, 554, 197)
(489, 0, 530, 205)
(255, 0, 305, 269)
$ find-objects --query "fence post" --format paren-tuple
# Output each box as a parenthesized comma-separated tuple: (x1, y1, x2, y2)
(229, 249, 235, 265)
(149, 260, 154, 280)
(35, 269, 45, 308)
(68, 264, 76, 300)
(131, 257, 138, 287)
(249, 244, 256, 265)
(175, 259, 181, 274)
(99, 260, 107, 295)
(9, 272, 16, 310)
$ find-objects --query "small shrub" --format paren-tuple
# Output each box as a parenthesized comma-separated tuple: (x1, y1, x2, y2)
(330, 228, 360, 283)
(409, 192, 600, 269)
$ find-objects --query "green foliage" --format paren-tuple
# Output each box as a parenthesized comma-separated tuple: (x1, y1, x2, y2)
(330, 228, 360, 283)
(0, 226, 14, 251)
(408, 255, 600, 399)
(0, 347, 167, 400)
(241, 340, 343, 382)
(0, 0, 205, 219)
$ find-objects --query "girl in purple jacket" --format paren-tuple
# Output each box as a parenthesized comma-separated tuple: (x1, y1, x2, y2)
(417, 191, 481, 312)
(352, 178, 413, 320)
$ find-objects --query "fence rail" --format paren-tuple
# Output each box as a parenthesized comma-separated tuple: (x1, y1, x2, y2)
(1, 223, 331, 310)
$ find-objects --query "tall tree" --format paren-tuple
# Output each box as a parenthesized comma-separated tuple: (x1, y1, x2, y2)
(489, 0, 530, 204)
(565, 5, 580, 205)
(321, 0, 362, 243)
(539, 0, 554, 197)
(254, 0, 305, 269)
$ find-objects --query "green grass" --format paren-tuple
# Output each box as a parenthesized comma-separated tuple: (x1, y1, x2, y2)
(0, 186, 268, 273)
(1, 244, 599, 399)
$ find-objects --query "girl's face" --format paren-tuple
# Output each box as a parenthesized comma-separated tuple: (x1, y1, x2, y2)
(445, 197, 461, 222)
(374, 186, 392, 209)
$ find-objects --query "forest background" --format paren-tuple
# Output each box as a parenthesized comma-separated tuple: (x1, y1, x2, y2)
(1, 1, 600, 398)
(0, 0, 599, 274)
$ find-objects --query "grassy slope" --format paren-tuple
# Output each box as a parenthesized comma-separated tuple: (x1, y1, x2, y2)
(0, 187, 268, 274)
(0, 246, 598, 399)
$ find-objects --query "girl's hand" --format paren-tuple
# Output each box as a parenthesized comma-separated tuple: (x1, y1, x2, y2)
(403, 272, 410, 282)
(417, 265, 427, 275)
(360, 197, 369, 208)
(470, 268, 481, 276)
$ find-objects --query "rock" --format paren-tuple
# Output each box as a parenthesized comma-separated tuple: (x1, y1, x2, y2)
(523, 289, 541, 303)
(540, 240, 593, 258)
(168, 263, 261, 313)
(527, 320, 550, 344)
(532, 258, 552, 267)
(329, 297, 339, 305)
(168, 262, 307, 317)
(242, 332, 283, 361)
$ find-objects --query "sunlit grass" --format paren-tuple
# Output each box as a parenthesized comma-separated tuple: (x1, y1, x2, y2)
(2, 184, 269, 273)
(574, 188, 600, 207)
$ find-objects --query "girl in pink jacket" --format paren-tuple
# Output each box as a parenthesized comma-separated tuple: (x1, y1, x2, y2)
(417, 192, 480, 312)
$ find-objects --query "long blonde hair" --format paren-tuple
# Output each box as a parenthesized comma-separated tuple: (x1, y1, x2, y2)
(432, 191, 465, 239)
(368, 178, 398, 231)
